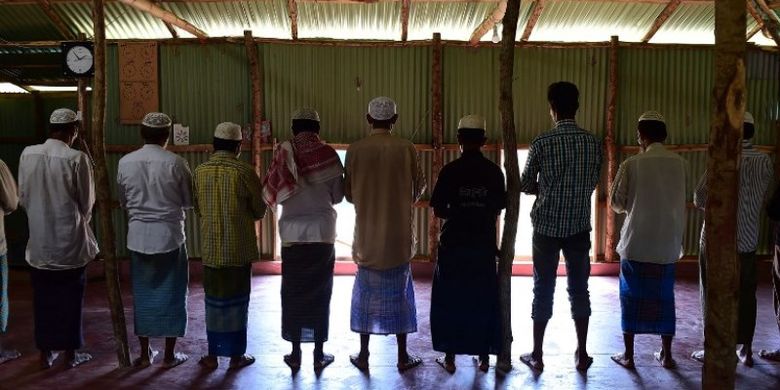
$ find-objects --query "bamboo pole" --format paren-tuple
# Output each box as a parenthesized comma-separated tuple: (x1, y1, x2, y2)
(288, 0, 299, 40)
(604, 35, 619, 263)
(496, 0, 522, 373)
(37, 0, 75, 40)
(641, 0, 681, 43)
(401, 0, 410, 41)
(244, 30, 265, 257)
(469, 0, 507, 46)
(520, 0, 545, 42)
(116, 0, 208, 39)
(91, 0, 131, 368)
(703, 0, 746, 387)
(429, 32, 443, 264)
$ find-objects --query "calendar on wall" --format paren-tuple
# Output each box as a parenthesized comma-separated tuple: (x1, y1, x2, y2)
(118, 42, 159, 125)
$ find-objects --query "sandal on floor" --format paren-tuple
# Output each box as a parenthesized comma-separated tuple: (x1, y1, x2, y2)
(435, 356, 456, 374)
(229, 354, 255, 370)
(133, 350, 159, 368)
(313, 353, 335, 371)
(162, 353, 189, 369)
(519, 353, 544, 372)
(198, 356, 218, 369)
(397, 355, 422, 372)
(349, 353, 369, 372)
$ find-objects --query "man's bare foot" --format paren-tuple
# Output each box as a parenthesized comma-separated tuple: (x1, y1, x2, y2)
(133, 349, 159, 368)
(654, 351, 677, 369)
(162, 352, 189, 369)
(198, 355, 218, 369)
(575, 349, 593, 371)
(478, 355, 489, 373)
(0, 350, 21, 365)
(283, 353, 301, 371)
(435, 356, 456, 374)
(228, 354, 255, 370)
(67, 351, 92, 368)
(40, 351, 59, 369)
(313, 353, 335, 371)
(349, 353, 369, 371)
(758, 349, 780, 361)
(691, 350, 704, 363)
(520, 352, 544, 372)
(738, 347, 754, 367)
(610, 353, 635, 369)
(397, 355, 422, 372)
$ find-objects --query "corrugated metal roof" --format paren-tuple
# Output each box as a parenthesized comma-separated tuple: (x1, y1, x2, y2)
(408, 1, 532, 42)
(164, 0, 290, 39)
(651, 3, 714, 44)
(0, 4, 66, 41)
(298, 2, 402, 40)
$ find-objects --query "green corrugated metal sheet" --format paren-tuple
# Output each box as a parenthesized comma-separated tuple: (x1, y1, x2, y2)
(0, 4, 65, 41)
(0, 96, 35, 138)
(746, 50, 780, 146)
(261, 43, 431, 144)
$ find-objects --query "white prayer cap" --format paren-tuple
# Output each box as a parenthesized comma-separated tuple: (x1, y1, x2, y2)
(367, 96, 397, 121)
(142, 112, 172, 128)
(214, 122, 243, 141)
(49, 108, 78, 124)
(458, 114, 486, 130)
(638, 111, 665, 124)
(292, 107, 320, 122)
(744, 111, 754, 125)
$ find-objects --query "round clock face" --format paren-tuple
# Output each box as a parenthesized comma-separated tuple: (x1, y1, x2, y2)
(66, 45, 93, 74)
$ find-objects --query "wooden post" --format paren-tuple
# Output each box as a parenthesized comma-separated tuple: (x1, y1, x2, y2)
(429, 33, 443, 263)
(704, 0, 746, 387)
(77, 33, 90, 140)
(604, 35, 619, 263)
(244, 30, 264, 256)
(496, 0, 522, 373)
(91, 0, 131, 368)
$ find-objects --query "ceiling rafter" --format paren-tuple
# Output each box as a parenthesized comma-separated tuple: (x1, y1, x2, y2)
(469, 0, 506, 46)
(751, 0, 780, 45)
(401, 0, 409, 41)
(37, 0, 75, 40)
(116, 0, 207, 39)
(520, 0, 545, 42)
(288, 0, 298, 40)
(150, 0, 178, 38)
(641, 0, 681, 43)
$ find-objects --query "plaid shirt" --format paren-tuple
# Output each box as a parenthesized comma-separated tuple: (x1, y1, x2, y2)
(520, 119, 603, 238)
(194, 151, 266, 267)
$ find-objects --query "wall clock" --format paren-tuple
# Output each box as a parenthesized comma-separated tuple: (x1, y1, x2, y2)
(61, 41, 95, 77)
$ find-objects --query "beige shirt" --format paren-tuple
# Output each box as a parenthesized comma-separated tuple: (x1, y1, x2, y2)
(345, 129, 426, 270)
(0, 159, 19, 256)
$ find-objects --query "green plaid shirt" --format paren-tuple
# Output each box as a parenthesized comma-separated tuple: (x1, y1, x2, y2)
(194, 151, 266, 267)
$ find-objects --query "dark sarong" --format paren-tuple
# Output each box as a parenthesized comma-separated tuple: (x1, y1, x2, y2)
(30, 266, 86, 351)
(737, 252, 757, 345)
(619, 259, 676, 336)
(431, 245, 500, 355)
(0, 255, 8, 333)
(281, 243, 335, 343)
(131, 245, 189, 338)
(204, 265, 251, 357)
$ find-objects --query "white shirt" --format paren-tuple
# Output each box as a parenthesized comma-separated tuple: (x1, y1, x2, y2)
(0, 159, 19, 256)
(117, 144, 193, 254)
(279, 175, 344, 244)
(19, 139, 98, 270)
(610, 143, 688, 264)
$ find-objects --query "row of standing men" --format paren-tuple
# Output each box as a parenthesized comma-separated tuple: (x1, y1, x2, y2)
(1, 81, 780, 375)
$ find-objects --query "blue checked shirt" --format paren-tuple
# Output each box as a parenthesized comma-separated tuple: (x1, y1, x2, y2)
(520, 119, 603, 238)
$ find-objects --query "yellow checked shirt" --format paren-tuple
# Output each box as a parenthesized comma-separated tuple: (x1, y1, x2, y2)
(194, 151, 267, 268)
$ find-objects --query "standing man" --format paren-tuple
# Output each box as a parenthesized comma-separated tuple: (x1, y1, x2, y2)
(117, 113, 192, 369)
(18, 108, 97, 368)
(609, 112, 687, 370)
(194, 122, 266, 370)
(429, 115, 505, 373)
(0, 158, 20, 364)
(262, 108, 344, 371)
(761, 184, 780, 362)
(519, 82, 602, 372)
(346, 97, 426, 372)
(692, 112, 773, 366)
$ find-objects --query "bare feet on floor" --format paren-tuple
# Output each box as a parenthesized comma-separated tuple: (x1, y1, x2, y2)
(738, 347, 754, 367)
(575, 349, 593, 371)
(758, 349, 780, 361)
(654, 350, 676, 369)
(162, 352, 189, 369)
(610, 352, 635, 369)
(133, 349, 159, 368)
(198, 355, 218, 369)
(67, 351, 93, 368)
(435, 356, 456, 374)
(396, 355, 422, 372)
(349, 353, 369, 371)
(283, 353, 301, 371)
(228, 354, 255, 370)
(313, 353, 335, 371)
(477, 355, 489, 373)
(519, 352, 544, 372)
(40, 351, 59, 369)
(0, 349, 21, 365)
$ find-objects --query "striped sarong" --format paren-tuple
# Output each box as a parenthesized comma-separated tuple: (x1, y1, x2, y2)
(0, 255, 8, 333)
(350, 262, 417, 335)
(619, 259, 676, 336)
(281, 243, 335, 343)
(204, 265, 252, 357)
(131, 245, 189, 338)
(30, 265, 86, 351)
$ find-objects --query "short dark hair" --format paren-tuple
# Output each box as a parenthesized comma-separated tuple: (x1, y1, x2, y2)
(49, 121, 78, 135)
(213, 137, 241, 152)
(744, 123, 755, 140)
(291, 119, 320, 136)
(637, 120, 667, 144)
(547, 82, 579, 118)
(457, 128, 486, 146)
(140, 125, 170, 144)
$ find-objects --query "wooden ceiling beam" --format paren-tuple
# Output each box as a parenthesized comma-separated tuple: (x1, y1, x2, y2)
(641, 0, 681, 43)
(520, 0, 545, 42)
(288, 0, 298, 40)
(401, 0, 409, 41)
(37, 0, 76, 40)
(150, 0, 178, 38)
(116, 0, 207, 39)
(469, 0, 506, 46)
(751, 0, 780, 45)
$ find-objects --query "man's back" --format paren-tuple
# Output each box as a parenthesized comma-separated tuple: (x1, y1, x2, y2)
(345, 131, 424, 270)
(19, 139, 97, 268)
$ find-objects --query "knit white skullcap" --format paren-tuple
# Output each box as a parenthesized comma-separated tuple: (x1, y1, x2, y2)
(367, 97, 397, 121)
(49, 108, 78, 124)
(214, 122, 243, 141)
(142, 112, 172, 128)
(292, 107, 320, 122)
(638, 111, 665, 124)
(744, 111, 754, 125)
(458, 114, 486, 130)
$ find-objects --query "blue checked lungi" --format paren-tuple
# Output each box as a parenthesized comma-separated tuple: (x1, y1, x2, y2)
(130, 245, 189, 338)
(350, 262, 417, 335)
(620, 259, 676, 336)
(204, 265, 252, 357)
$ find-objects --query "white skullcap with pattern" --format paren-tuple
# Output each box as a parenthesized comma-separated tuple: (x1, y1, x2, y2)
(49, 108, 78, 124)
(214, 122, 243, 141)
(292, 107, 320, 122)
(744, 111, 754, 125)
(142, 112, 172, 128)
(638, 111, 665, 124)
(458, 114, 486, 130)
(367, 96, 397, 121)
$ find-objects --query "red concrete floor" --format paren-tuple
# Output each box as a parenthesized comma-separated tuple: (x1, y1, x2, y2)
(0, 263, 779, 390)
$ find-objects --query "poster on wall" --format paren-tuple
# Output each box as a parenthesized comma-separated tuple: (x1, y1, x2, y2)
(118, 42, 158, 125)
